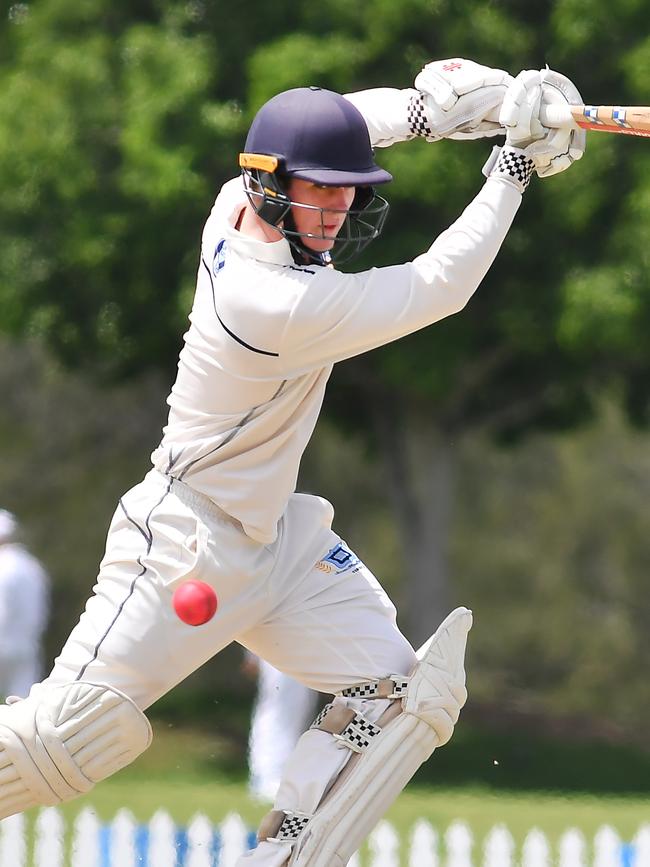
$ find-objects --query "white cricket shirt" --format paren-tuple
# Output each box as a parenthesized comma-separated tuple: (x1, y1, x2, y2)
(151, 172, 521, 543)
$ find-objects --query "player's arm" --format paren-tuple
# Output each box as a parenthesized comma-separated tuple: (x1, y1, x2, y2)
(281, 175, 522, 373)
(344, 58, 513, 147)
(281, 71, 584, 373)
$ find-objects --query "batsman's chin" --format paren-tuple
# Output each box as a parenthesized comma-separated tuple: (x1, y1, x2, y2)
(304, 236, 337, 253)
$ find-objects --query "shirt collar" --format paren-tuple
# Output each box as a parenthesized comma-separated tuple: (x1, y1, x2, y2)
(224, 184, 296, 267)
(225, 221, 296, 267)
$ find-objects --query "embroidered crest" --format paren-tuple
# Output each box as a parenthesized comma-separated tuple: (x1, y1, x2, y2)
(213, 239, 227, 276)
(317, 542, 360, 574)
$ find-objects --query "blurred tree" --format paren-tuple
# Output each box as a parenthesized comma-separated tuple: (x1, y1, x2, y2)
(453, 399, 650, 737)
(0, 0, 244, 377)
(0, 337, 168, 661)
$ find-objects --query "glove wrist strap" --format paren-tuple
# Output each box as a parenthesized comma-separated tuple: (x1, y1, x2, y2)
(407, 93, 438, 141)
(482, 144, 534, 193)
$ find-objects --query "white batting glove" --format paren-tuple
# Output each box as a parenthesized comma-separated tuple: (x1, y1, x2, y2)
(412, 58, 514, 140)
(499, 68, 586, 177)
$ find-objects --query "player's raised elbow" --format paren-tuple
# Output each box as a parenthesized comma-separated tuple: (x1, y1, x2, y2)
(446, 285, 476, 316)
(410, 258, 483, 321)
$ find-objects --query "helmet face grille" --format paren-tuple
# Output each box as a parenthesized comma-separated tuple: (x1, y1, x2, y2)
(242, 168, 293, 227)
(242, 167, 389, 265)
(285, 195, 390, 265)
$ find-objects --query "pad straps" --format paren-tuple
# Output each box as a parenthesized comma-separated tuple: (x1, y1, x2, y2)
(258, 809, 311, 843)
(339, 676, 409, 700)
(311, 703, 381, 753)
(259, 677, 409, 845)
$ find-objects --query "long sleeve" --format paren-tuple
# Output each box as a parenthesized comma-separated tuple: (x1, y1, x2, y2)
(344, 88, 424, 148)
(280, 176, 521, 373)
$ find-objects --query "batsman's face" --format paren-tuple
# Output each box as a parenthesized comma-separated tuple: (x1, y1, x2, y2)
(287, 179, 356, 252)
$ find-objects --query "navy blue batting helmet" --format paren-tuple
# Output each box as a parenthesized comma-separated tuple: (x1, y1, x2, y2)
(239, 87, 391, 265)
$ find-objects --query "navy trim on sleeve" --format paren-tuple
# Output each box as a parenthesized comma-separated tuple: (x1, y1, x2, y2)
(201, 257, 280, 358)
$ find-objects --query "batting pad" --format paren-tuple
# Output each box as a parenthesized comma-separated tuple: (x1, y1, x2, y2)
(289, 607, 472, 867)
(0, 681, 152, 820)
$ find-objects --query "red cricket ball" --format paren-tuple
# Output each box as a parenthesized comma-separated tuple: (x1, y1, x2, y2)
(172, 579, 218, 626)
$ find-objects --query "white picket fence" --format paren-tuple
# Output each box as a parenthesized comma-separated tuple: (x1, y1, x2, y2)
(0, 808, 647, 866)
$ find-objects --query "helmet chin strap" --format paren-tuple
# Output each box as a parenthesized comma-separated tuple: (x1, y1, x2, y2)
(242, 170, 328, 267)
(283, 211, 330, 267)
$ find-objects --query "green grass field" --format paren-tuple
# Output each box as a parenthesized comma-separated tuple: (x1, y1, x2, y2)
(37, 724, 650, 854)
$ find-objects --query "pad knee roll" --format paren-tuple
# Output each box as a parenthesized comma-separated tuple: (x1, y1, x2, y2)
(404, 605, 471, 744)
(0, 681, 152, 820)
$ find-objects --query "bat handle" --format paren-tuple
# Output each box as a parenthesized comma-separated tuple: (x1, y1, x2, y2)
(539, 103, 577, 128)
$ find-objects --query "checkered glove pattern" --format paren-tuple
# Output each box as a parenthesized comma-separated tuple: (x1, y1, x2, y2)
(482, 144, 534, 193)
(407, 93, 437, 141)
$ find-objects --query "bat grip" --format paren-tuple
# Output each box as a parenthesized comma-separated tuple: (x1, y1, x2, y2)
(539, 103, 576, 128)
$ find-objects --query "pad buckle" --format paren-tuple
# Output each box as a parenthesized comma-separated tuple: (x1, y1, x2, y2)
(311, 702, 382, 753)
(333, 714, 381, 753)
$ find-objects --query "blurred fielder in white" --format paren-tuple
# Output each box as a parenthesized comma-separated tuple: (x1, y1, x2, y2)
(0, 510, 50, 700)
(0, 59, 585, 867)
(244, 653, 319, 803)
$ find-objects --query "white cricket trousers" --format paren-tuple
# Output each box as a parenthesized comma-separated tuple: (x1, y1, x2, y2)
(43, 470, 416, 709)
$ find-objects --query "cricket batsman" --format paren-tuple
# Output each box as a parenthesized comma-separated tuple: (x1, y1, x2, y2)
(0, 62, 584, 866)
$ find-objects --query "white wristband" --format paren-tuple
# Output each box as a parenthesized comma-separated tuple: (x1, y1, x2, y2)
(482, 144, 534, 193)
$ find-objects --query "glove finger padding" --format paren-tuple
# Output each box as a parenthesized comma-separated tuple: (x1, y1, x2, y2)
(414, 58, 514, 140)
(498, 69, 545, 146)
(525, 121, 576, 177)
(535, 68, 586, 176)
